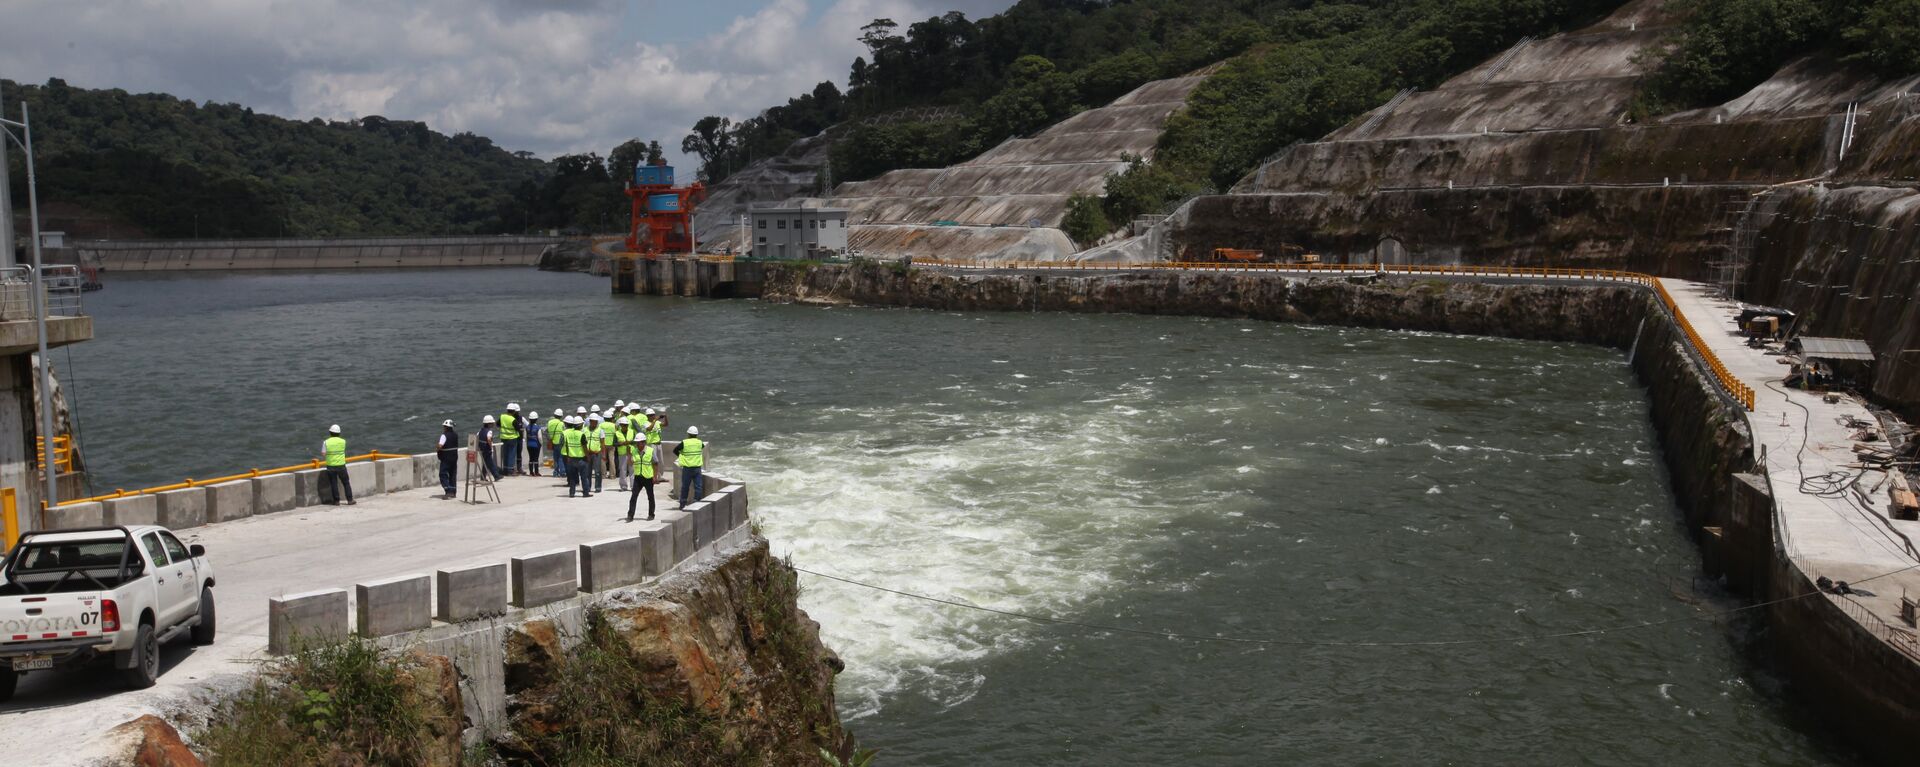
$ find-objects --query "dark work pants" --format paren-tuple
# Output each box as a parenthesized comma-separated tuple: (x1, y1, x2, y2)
(324, 464, 354, 503)
(628, 477, 654, 520)
(526, 442, 542, 476)
(480, 444, 501, 480)
(567, 455, 588, 496)
(437, 450, 457, 494)
(678, 466, 702, 509)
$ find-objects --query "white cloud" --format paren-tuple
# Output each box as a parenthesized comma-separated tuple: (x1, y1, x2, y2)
(0, 0, 1014, 169)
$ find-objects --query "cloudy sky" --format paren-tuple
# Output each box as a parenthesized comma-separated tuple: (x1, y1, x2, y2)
(0, 0, 1013, 167)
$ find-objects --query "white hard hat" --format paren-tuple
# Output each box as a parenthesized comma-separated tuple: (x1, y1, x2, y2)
(625, 403, 640, 412)
(614, 399, 625, 407)
(590, 403, 600, 412)
(528, 410, 540, 418)
(483, 414, 496, 424)
(686, 426, 699, 436)
(577, 406, 587, 414)
(328, 424, 341, 434)
(441, 419, 454, 427)
(589, 413, 602, 421)
(563, 415, 576, 425)
(644, 408, 655, 416)
(507, 403, 520, 411)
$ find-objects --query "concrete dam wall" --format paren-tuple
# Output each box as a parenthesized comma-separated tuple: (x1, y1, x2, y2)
(79, 235, 562, 272)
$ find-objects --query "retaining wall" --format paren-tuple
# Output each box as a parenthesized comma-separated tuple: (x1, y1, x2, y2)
(49, 451, 467, 532)
(79, 236, 560, 272)
(261, 478, 756, 744)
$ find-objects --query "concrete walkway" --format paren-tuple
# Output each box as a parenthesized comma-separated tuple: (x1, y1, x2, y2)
(0, 472, 680, 764)
(1659, 279, 1920, 648)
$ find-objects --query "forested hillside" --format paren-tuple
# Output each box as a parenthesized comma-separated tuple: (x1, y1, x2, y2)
(0, 79, 667, 238)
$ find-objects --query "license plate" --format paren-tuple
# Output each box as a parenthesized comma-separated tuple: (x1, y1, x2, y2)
(12, 655, 53, 671)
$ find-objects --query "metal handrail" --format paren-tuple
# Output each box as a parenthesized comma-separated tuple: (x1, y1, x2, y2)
(0, 265, 85, 319)
(53, 451, 413, 507)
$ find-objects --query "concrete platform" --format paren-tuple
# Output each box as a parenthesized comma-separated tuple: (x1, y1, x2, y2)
(0, 473, 713, 765)
(1661, 279, 1920, 638)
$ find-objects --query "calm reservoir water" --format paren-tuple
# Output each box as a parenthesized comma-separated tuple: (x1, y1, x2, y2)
(67, 269, 1858, 765)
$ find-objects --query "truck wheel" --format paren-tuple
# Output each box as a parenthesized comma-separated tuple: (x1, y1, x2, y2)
(191, 590, 216, 645)
(0, 667, 15, 702)
(120, 623, 158, 690)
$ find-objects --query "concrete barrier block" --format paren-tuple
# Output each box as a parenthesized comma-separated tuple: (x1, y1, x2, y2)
(579, 537, 645, 592)
(206, 479, 256, 523)
(435, 562, 508, 623)
(707, 475, 741, 493)
(413, 453, 439, 489)
(510, 549, 578, 608)
(45, 501, 103, 529)
(637, 522, 674, 576)
(346, 461, 378, 498)
(102, 495, 158, 526)
(733, 484, 750, 527)
(251, 473, 297, 516)
(657, 509, 695, 563)
(355, 573, 431, 637)
(691, 498, 722, 548)
(377, 457, 414, 493)
(716, 487, 744, 531)
(294, 468, 336, 506)
(156, 487, 207, 529)
(268, 588, 349, 655)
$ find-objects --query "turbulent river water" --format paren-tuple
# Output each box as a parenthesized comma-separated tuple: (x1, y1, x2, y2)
(67, 269, 1859, 764)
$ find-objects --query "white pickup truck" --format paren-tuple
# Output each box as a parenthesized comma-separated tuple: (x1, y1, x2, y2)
(0, 525, 216, 701)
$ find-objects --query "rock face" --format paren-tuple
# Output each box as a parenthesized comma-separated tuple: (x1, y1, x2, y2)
(497, 540, 849, 765)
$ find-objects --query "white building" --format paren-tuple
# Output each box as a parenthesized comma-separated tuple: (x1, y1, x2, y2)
(749, 207, 848, 259)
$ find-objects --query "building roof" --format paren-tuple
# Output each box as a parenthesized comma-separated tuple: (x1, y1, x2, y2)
(751, 207, 849, 216)
(1794, 337, 1875, 361)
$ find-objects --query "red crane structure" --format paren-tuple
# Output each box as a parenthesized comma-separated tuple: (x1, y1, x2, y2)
(623, 159, 707, 257)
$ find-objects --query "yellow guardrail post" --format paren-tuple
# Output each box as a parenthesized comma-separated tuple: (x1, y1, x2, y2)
(2, 488, 17, 550)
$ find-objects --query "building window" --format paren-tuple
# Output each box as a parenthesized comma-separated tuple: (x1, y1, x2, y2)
(777, 220, 786, 229)
(809, 219, 817, 229)
(792, 219, 802, 230)
(757, 219, 766, 229)
(757, 236, 766, 244)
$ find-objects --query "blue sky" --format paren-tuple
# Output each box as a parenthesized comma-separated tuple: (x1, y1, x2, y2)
(0, 0, 1017, 168)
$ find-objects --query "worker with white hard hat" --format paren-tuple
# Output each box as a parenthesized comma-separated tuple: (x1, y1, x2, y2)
(643, 407, 667, 488)
(477, 414, 503, 481)
(499, 403, 524, 476)
(584, 411, 606, 494)
(562, 415, 591, 497)
(545, 408, 567, 479)
(435, 419, 460, 498)
(612, 406, 637, 493)
(523, 410, 545, 478)
(675, 425, 705, 509)
(319, 424, 355, 505)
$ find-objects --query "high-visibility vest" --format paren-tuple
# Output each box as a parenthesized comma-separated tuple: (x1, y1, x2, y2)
(584, 426, 602, 453)
(638, 446, 655, 479)
(646, 420, 662, 444)
(546, 418, 565, 446)
(324, 436, 347, 467)
(563, 427, 586, 458)
(598, 422, 616, 452)
(499, 413, 519, 440)
(677, 437, 704, 468)
(616, 424, 635, 456)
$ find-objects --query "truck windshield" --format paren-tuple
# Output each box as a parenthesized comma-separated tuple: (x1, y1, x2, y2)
(14, 541, 127, 572)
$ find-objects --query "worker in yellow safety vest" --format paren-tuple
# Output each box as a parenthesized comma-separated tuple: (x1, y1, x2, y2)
(674, 426, 705, 509)
(644, 407, 665, 492)
(319, 424, 355, 505)
(545, 408, 566, 479)
(499, 403, 523, 476)
(563, 415, 590, 497)
(584, 413, 605, 494)
(628, 435, 657, 521)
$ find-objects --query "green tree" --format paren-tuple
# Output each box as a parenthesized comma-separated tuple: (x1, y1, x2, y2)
(1060, 192, 1112, 246)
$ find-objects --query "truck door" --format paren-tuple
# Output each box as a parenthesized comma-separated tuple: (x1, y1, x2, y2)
(158, 533, 200, 618)
(139, 533, 193, 626)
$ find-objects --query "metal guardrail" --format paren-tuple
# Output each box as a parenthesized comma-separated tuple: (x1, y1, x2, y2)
(76, 236, 563, 249)
(54, 451, 412, 507)
(897, 259, 1757, 411)
(1834, 592, 1920, 664)
(0, 265, 85, 319)
(35, 435, 74, 473)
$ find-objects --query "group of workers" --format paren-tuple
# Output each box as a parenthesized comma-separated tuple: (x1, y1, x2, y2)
(320, 399, 708, 523)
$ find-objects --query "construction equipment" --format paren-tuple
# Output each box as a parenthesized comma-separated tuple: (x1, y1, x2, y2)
(623, 161, 706, 258)
(1214, 248, 1263, 262)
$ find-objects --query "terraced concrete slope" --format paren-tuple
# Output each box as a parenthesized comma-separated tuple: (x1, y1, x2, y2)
(816, 74, 1208, 261)
(696, 132, 835, 253)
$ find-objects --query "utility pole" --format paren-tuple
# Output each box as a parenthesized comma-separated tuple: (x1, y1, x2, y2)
(1, 101, 57, 514)
(0, 100, 12, 269)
